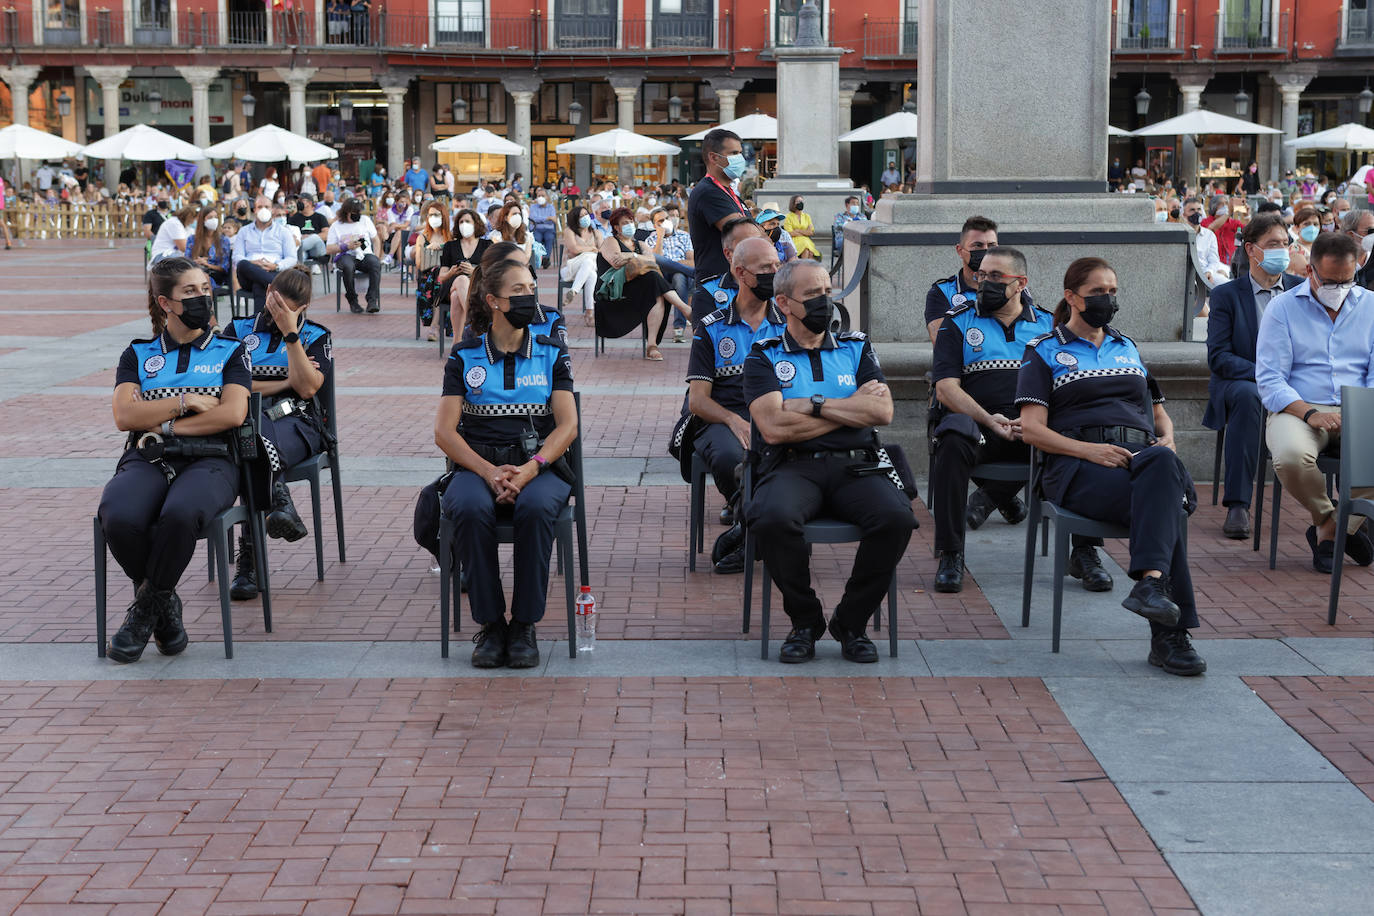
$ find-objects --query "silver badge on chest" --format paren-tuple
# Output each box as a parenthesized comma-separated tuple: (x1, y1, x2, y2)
(465, 365, 487, 394)
(143, 354, 165, 377)
(1055, 351, 1078, 369)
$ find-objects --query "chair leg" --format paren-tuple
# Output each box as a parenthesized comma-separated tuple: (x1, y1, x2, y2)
(253, 514, 272, 633)
(438, 304, 448, 358)
(1021, 500, 1039, 628)
(439, 516, 451, 658)
(1254, 453, 1268, 552)
(330, 460, 346, 564)
(1212, 427, 1224, 506)
(688, 471, 702, 572)
(1269, 476, 1283, 570)
(759, 561, 771, 660)
(94, 517, 107, 658)
(208, 532, 217, 581)
(1330, 505, 1350, 626)
(561, 523, 577, 659)
(1051, 522, 1069, 653)
(309, 473, 325, 582)
(887, 573, 898, 658)
(575, 503, 590, 589)
(742, 531, 754, 634)
(1041, 516, 1049, 557)
(213, 524, 235, 659)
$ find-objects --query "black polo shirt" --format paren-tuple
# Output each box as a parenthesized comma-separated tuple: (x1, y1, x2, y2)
(687, 177, 749, 280)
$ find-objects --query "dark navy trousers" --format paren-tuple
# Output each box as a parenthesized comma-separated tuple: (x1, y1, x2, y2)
(1215, 379, 1264, 508)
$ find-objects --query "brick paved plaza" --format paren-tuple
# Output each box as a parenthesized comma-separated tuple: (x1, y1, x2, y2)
(2, 243, 1374, 914)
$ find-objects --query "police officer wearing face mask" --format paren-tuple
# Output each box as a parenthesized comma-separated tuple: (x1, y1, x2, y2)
(98, 257, 252, 663)
(928, 248, 1107, 593)
(684, 237, 789, 573)
(1017, 257, 1206, 677)
(688, 129, 752, 323)
(436, 259, 579, 670)
(219, 265, 334, 600)
(743, 259, 916, 664)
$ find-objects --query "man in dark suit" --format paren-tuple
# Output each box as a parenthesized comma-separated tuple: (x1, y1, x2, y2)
(1204, 212, 1303, 539)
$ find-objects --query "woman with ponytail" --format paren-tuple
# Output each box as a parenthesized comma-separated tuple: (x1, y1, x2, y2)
(1016, 257, 1206, 677)
(98, 257, 252, 663)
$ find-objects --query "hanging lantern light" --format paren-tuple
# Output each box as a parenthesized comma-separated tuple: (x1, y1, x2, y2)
(148, 89, 162, 116)
(56, 90, 72, 118)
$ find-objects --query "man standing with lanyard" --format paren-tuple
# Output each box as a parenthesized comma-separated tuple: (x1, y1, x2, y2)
(688, 129, 751, 324)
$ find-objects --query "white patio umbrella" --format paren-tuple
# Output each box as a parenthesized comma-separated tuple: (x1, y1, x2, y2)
(202, 125, 337, 163)
(1108, 125, 1134, 137)
(1130, 109, 1281, 137)
(555, 128, 680, 157)
(680, 112, 778, 142)
(1283, 122, 1374, 151)
(81, 123, 205, 161)
(838, 110, 919, 143)
(0, 124, 85, 160)
(430, 128, 525, 156)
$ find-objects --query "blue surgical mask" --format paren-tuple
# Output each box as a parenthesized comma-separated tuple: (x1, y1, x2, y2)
(721, 153, 747, 180)
(1154, 210, 1168, 223)
(579, 214, 592, 229)
(848, 204, 860, 216)
(1300, 225, 1320, 243)
(619, 223, 636, 238)
(1259, 248, 1291, 275)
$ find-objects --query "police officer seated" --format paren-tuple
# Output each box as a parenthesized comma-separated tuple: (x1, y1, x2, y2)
(929, 248, 1093, 593)
(1017, 257, 1205, 677)
(98, 257, 252, 663)
(435, 258, 578, 669)
(686, 237, 789, 573)
(220, 266, 334, 600)
(743, 259, 916, 664)
(700, 219, 766, 315)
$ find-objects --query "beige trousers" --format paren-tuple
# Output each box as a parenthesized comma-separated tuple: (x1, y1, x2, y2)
(1266, 408, 1372, 533)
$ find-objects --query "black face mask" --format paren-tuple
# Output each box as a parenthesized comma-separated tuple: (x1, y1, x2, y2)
(766, 226, 781, 243)
(976, 280, 1009, 316)
(1186, 211, 1202, 226)
(967, 248, 989, 272)
(750, 271, 776, 301)
(503, 294, 541, 329)
(174, 295, 214, 331)
(1080, 293, 1119, 329)
(800, 293, 834, 334)
(793, 202, 804, 212)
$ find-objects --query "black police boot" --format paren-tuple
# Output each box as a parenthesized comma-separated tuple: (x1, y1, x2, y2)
(933, 551, 964, 593)
(230, 532, 258, 601)
(719, 506, 734, 526)
(1148, 628, 1207, 677)
(266, 479, 308, 543)
(714, 545, 746, 575)
(108, 582, 162, 664)
(1121, 575, 1181, 628)
(711, 522, 745, 566)
(507, 622, 540, 669)
(827, 616, 879, 664)
(471, 618, 509, 668)
(965, 488, 993, 531)
(778, 621, 824, 664)
(996, 496, 1028, 526)
(347, 294, 364, 314)
(153, 589, 188, 656)
(1068, 546, 1114, 592)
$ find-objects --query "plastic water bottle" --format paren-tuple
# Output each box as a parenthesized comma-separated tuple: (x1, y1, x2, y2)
(575, 586, 596, 653)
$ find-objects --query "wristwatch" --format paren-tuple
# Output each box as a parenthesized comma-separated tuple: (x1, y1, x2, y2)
(282, 331, 300, 345)
(810, 394, 826, 417)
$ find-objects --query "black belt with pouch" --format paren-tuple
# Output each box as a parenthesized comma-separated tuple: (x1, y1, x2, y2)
(470, 439, 576, 486)
(265, 397, 311, 422)
(1070, 425, 1155, 447)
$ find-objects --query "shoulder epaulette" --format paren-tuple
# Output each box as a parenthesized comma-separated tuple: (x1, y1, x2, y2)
(947, 301, 973, 317)
(1028, 332, 1053, 347)
(453, 338, 483, 351)
(699, 309, 725, 327)
(837, 330, 868, 341)
(303, 319, 330, 338)
(131, 337, 155, 345)
(752, 335, 783, 350)
(1032, 305, 1054, 317)
(534, 333, 559, 348)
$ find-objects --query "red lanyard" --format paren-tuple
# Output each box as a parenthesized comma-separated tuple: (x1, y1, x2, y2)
(709, 176, 748, 217)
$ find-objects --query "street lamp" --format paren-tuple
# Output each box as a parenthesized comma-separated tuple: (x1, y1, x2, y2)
(668, 94, 683, 122)
(1234, 87, 1251, 119)
(451, 95, 468, 123)
(56, 90, 71, 118)
(1134, 86, 1151, 117)
(568, 100, 583, 127)
(241, 90, 256, 119)
(1360, 85, 1374, 117)
(339, 94, 353, 122)
(148, 89, 162, 116)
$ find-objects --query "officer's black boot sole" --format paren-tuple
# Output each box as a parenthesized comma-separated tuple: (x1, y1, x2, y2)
(1147, 648, 1208, 676)
(1121, 582, 1181, 629)
(106, 641, 148, 664)
(266, 508, 309, 542)
(154, 591, 189, 656)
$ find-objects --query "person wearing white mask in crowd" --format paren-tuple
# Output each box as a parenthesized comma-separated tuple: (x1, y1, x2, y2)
(1181, 197, 1228, 288)
(560, 204, 601, 323)
(528, 189, 557, 269)
(486, 201, 534, 268)
(1342, 208, 1374, 290)
(439, 208, 491, 337)
(232, 194, 298, 312)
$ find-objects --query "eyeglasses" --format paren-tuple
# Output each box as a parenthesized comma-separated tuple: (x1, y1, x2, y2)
(1312, 269, 1357, 293)
(974, 270, 1026, 284)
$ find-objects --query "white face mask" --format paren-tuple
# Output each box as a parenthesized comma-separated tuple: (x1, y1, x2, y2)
(535, 196, 547, 205)
(256, 207, 273, 224)
(1315, 281, 1354, 311)
(428, 213, 444, 229)
(458, 222, 475, 238)
(1215, 207, 1229, 220)
(1363, 233, 1374, 255)
(661, 218, 674, 233)
(648, 197, 657, 206)
(384, 197, 394, 205)
(507, 213, 523, 229)
(203, 217, 219, 231)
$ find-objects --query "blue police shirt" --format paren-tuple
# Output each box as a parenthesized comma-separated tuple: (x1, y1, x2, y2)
(222, 314, 333, 399)
(115, 328, 251, 402)
(686, 299, 788, 417)
(442, 327, 574, 449)
(931, 300, 1054, 415)
(699, 274, 739, 311)
(743, 329, 884, 451)
(1015, 324, 1163, 436)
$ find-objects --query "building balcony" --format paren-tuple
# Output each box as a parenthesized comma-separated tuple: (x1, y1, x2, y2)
(1215, 9, 1288, 53)
(860, 18, 917, 60)
(1337, 2, 1374, 55)
(1113, 11, 1186, 51)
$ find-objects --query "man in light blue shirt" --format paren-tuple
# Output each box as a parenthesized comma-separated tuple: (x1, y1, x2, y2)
(1256, 231, 1374, 572)
(232, 195, 298, 314)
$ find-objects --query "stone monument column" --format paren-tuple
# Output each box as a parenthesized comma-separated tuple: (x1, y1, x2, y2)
(709, 77, 746, 123)
(1175, 78, 1207, 189)
(502, 75, 542, 186)
(278, 67, 318, 136)
(376, 75, 410, 182)
(87, 65, 131, 191)
(837, 80, 860, 178)
(1274, 67, 1317, 176)
(0, 65, 41, 128)
(177, 66, 219, 176)
(608, 74, 641, 189)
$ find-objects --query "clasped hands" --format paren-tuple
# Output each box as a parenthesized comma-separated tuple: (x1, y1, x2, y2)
(485, 461, 539, 504)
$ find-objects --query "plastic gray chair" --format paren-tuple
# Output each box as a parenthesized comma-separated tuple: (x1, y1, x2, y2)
(1253, 422, 1339, 569)
(280, 370, 346, 582)
(1329, 385, 1374, 624)
(687, 451, 711, 572)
